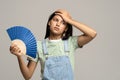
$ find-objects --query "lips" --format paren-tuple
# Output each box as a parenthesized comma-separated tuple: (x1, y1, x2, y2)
(54, 27, 59, 31)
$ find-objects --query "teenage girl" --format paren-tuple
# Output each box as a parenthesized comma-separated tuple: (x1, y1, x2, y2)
(10, 9, 97, 80)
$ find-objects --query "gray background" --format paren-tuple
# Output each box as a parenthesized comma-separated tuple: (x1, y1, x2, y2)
(0, 0, 120, 80)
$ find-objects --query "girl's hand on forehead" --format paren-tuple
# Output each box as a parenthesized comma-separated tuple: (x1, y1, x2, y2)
(55, 9, 72, 23)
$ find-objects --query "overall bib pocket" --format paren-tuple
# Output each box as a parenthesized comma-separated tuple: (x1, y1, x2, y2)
(43, 56, 73, 80)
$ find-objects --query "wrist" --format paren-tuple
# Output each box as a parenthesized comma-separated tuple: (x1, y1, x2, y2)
(67, 18, 75, 25)
(17, 55, 23, 59)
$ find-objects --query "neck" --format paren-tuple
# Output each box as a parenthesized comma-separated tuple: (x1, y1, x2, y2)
(49, 34, 62, 40)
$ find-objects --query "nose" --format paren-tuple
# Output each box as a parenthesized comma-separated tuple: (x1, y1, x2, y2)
(56, 22, 60, 26)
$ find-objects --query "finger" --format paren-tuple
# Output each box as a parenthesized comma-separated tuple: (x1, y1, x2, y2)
(55, 13, 64, 20)
(55, 9, 65, 14)
(10, 43, 17, 49)
(55, 10, 65, 15)
(10, 46, 19, 53)
(18, 50, 21, 53)
(15, 47, 20, 52)
(55, 11, 62, 14)
(10, 42, 20, 51)
(11, 47, 17, 52)
(55, 12, 62, 15)
(10, 46, 15, 52)
(10, 47, 21, 55)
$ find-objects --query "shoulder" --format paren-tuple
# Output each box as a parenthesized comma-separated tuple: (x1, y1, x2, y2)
(68, 36, 78, 43)
(36, 40, 43, 53)
(67, 36, 80, 49)
(37, 41, 42, 47)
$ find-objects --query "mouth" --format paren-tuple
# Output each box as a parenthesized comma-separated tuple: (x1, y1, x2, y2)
(54, 27, 59, 31)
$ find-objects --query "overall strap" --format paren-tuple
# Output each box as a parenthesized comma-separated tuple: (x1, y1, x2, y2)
(63, 40, 69, 52)
(42, 40, 48, 55)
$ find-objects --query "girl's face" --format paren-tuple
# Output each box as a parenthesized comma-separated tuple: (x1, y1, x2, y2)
(48, 15, 67, 36)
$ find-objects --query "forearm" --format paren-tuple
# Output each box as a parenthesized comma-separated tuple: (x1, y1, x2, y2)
(68, 19, 97, 38)
(17, 56, 31, 80)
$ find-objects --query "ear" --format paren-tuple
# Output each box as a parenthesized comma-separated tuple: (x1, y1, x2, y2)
(65, 27, 68, 32)
(48, 21, 51, 26)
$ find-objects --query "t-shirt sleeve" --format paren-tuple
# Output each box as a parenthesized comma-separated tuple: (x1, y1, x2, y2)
(69, 36, 83, 50)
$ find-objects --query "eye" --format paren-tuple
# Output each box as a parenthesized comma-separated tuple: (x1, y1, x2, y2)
(53, 18, 58, 22)
(62, 21, 67, 25)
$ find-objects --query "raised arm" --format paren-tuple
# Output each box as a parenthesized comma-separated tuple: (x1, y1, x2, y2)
(68, 19, 97, 47)
(55, 9, 97, 47)
(10, 40, 37, 80)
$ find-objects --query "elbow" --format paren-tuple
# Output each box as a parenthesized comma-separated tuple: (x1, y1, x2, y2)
(90, 31, 97, 39)
(24, 74, 32, 80)
(93, 31, 97, 38)
(24, 77, 31, 80)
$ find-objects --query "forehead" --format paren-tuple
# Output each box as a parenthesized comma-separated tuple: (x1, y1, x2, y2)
(52, 15, 63, 21)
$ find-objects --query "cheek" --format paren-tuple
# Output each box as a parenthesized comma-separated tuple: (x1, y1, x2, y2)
(48, 23, 54, 30)
(60, 26, 67, 32)
(49, 22, 56, 28)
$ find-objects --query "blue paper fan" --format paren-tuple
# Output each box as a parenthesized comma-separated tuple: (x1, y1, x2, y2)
(6, 26, 37, 58)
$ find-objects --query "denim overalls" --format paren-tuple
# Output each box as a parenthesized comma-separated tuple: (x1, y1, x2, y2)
(42, 40, 74, 80)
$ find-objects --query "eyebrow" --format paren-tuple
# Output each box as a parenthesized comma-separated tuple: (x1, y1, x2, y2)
(53, 16, 66, 23)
